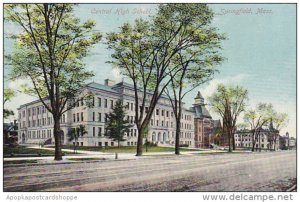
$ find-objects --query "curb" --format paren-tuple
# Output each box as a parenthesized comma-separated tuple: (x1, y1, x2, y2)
(3, 158, 137, 168)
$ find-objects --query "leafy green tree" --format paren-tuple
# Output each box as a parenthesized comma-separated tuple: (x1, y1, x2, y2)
(67, 125, 87, 154)
(107, 4, 224, 156)
(269, 112, 288, 151)
(244, 103, 274, 152)
(4, 88, 16, 119)
(104, 100, 132, 148)
(209, 84, 248, 152)
(4, 4, 101, 160)
(164, 13, 225, 154)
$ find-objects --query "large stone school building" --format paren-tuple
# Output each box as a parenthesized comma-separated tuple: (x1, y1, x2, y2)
(17, 79, 220, 148)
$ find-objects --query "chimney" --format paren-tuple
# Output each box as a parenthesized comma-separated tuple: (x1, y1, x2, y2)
(104, 79, 116, 86)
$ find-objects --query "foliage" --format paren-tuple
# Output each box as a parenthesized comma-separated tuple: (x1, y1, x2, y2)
(243, 103, 275, 151)
(67, 125, 87, 153)
(209, 84, 248, 151)
(104, 100, 132, 147)
(4, 4, 101, 160)
(106, 3, 225, 156)
(4, 88, 16, 119)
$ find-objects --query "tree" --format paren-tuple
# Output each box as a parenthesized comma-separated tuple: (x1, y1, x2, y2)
(164, 32, 225, 155)
(67, 125, 87, 154)
(107, 4, 224, 156)
(4, 88, 16, 119)
(104, 100, 132, 148)
(209, 84, 248, 152)
(244, 103, 274, 152)
(269, 112, 288, 151)
(5, 4, 101, 160)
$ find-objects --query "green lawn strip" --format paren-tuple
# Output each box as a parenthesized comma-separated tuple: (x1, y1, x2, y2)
(48, 145, 202, 153)
(3, 145, 73, 156)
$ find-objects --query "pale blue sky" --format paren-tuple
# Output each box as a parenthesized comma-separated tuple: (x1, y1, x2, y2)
(4, 4, 296, 136)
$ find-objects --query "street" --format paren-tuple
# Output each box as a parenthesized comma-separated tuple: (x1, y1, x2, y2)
(4, 150, 296, 192)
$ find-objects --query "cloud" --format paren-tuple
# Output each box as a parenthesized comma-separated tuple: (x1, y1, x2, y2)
(199, 73, 249, 98)
(198, 74, 295, 137)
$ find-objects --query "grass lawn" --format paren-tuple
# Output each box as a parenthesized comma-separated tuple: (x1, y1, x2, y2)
(3, 145, 71, 156)
(56, 145, 202, 153)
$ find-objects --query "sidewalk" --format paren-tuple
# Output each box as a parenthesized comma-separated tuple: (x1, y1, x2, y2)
(4, 145, 227, 162)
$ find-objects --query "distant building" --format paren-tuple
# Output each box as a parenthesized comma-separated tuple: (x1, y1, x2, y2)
(235, 128, 279, 151)
(210, 120, 228, 147)
(3, 120, 18, 145)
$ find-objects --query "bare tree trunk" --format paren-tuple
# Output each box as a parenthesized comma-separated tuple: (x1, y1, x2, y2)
(53, 117, 63, 160)
(231, 131, 235, 150)
(258, 134, 261, 152)
(136, 123, 148, 156)
(251, 133, 256, 152)
(175, 119, 181, 155)
(227, 126, 232, 152)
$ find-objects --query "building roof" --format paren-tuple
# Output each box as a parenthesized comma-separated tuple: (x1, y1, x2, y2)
(191, 105, 212, 119)
(195, 91, 204, 99)
(86, 82, 120, 94)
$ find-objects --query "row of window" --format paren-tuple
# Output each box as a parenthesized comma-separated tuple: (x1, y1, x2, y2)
(72, 141, 137, 147)
(26, 129, 52, 139)
(20, 105, 48, 119)
(236, 143, 268, 148)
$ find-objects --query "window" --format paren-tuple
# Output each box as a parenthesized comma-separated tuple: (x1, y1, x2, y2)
(105, 142, 108, 146)
(32, 108, 36, 115)
(81, 142, 83, 146)
(81, 99, 84, 106)
(166, 111, 169, 117)
(156, 120, 159, 126)
(98, 142, 102, 147)
(63, 114, 66, 123)
(161, 110, 164, 116)
(93, 127, 95, 137)
(110, 100, 114, 109)
(28, 109, 31, 116)
(81, 112, 84, 121)
(105, 113, 108, 122)
(93, 112, 95, 121)
(37, 107, 40, 115)
(73, 114, 76, 122)
(134, 129, 137, 136)
(92, 97, 95, 106)
(156, 109, 159, 115)
(162, 120, 164, 127)
(171, 112, 173, 117)
(126, 102, 129, 109)
(97, 97, 101, 107)
(111, 142, 114, 146)
(98, 127, 102, 136)
(130, 103, 133, 111)
(98, 113, 101, 122)
(151, 119, 153, 126)
(77, 113, 79, 122)
(105, 99, 108, 108)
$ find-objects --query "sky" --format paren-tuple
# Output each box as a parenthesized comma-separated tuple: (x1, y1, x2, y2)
(3, 4, 296, 137)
